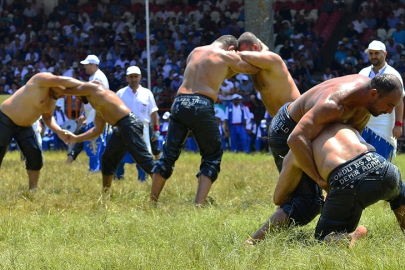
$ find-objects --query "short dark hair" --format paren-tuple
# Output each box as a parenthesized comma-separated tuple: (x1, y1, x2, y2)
(237, 32, 261, 50)
(370, 74, 403, 97)
(214, 35, 238, 49)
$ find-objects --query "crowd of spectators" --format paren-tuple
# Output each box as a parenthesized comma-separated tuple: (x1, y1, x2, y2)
(328, 0, 405, 83)
(0, 0, 246, 114)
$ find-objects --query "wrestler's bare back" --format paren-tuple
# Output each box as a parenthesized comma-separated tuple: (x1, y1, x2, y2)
(313, 123, 375, 180)
(0, 76, 58, 126)
(288, 74, 371, 129)
(177, 45, 240, 102)
(76, 83, 131, 126)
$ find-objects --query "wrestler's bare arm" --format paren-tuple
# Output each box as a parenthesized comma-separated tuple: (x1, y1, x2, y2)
(42, 111, 70, 144)
(273, 150, 303, 206)
(31, 73, 83, 89)
(61, 82, 98, 96)
(238, 51, 283, 70)
(394, 100, 404, 138)
(69, 112, 106, 143)
(287, 103, 342, 191)
(223, 51, 260, 74)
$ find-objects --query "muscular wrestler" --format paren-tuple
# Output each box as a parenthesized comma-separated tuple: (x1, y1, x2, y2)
(237, 32, 301, 117)
(0, 73, 83, 190)
(268, 73, 403, 227)
(62, 81, 156, 191)
(247, 123, 405, 246)
(150, 35, 259, 205)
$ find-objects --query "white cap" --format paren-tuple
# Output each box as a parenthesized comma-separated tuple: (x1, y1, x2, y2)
(126, 66, 141, 75)
(27, 65, 33, 69)
(298, 44, 304, 50)
(260, 119, 267, 128)
(231, 94, 243, 100)
(162, 111, 171, 119)
(80, 55, 100, 65)
(55, 99, 64, 107)
(173, 73, 179, 77)
(241, 75, 248, 81)
(287, 58, 295, 63)
(365, 40, 386, 52)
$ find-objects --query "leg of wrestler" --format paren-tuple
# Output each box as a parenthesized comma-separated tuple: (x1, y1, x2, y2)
(119, 119, 156, 174)
(315, 190, 363, 244)
(246, 207, 290, 245)
(273, 151, 304, 205)
(192, 108, 223, 205)
(101, 132, 128, 191)
(17, 133, 43, 190)
(151, 116, 190, 202)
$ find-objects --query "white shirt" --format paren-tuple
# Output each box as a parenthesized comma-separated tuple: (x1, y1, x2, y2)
(85, 69, 109, 124)
(116, 85, 158, 123)
(225, 103, 251, 125)
(359, 64, 405, 149)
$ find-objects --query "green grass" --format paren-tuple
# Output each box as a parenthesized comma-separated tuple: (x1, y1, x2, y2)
(1, 151, 405, 269)
(0, 95, 10, 105)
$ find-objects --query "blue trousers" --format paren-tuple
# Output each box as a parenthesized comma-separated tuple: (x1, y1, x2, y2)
(229, 125, 250, 153)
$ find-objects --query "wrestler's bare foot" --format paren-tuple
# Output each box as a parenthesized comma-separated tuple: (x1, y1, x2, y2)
(349, 225, 367, 248)
(245, 237, 259, 246)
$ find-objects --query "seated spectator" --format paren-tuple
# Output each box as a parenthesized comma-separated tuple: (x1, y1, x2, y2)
(321, 0, 336, 15)
(387, 12, 400, 30)
(278, 2, 292, 22)
(391, 23, 405, 45)
(169, 73, 183, 91)
(340, 49, 358, 68)
(279, 39, 294, 61)
(363, 12, 377, 30)
(322, 67, 336, 81)
(351, 15, 368, 36)
(394, 53, 405, 74)
(218, 79, 235, 107)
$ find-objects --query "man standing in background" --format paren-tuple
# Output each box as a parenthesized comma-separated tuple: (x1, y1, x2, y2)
(359, 40, 404, 161)
(115, 66, 160, 181)
(66, 55, 110, 172)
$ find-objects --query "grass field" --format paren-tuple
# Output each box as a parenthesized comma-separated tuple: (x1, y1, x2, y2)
(0, 95, 10, 105)
(1, 150, 405, 269)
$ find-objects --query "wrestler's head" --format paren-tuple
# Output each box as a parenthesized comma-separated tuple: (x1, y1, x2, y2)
(214, 35, 238, 51)
(237, 32, 261, 52)
(367, 74, 403, 116)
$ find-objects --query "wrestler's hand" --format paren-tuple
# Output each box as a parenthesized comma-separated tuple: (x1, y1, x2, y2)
(393, 125, 403, 139)
(56, 129, 73, 145)
(77, 115, 86, 126)
(90, 80, 102, 85)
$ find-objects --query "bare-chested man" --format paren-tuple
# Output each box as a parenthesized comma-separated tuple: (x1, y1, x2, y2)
(150, 35, 259, 205)
(0, 73, 83, 190)
(266, 73, 403, 228)
(62, 81, 156, 191)
(237, 32, 301, 117)
(247, 123, 405, 247)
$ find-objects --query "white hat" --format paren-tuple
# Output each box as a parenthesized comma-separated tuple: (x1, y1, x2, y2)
(241, 75, 248, 81)
(338, 41, 344, 45)
(260, 119, 267, 128)
(55, 98, 64, 107)
(365, 40, 386, 52)
(162, 111, 171, 119)
(173, 73, 179, 77)
(298, 44, 304, 50)
(126, 66, 141, 75)
(231, 94, 243, 100)
(287, 58, 295, 63)
(27, 65, 34, 69)
(80, 55, 100, 65)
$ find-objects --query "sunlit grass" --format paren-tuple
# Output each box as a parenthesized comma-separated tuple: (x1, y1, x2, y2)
(0, 150, 405, 269)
